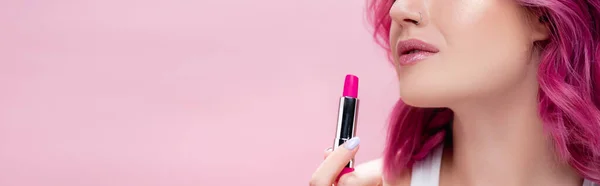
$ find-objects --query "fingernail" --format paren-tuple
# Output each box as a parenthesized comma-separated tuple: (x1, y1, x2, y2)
(344, 137, 360, 150)
(325, 147, 333, 152)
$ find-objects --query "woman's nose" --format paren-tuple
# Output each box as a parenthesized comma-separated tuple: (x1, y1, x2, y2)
(389, 0, 427, 27)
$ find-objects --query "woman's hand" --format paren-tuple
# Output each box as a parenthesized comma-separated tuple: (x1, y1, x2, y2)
(309, 137, 383, 186)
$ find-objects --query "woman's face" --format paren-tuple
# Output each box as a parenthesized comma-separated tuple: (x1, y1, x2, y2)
(389, 0, 549, 107)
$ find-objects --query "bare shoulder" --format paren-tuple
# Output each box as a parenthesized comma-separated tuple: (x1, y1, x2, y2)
(351, 158, 411, 186)
(353, 158, 383, 175)
(382, 170, 411, 186)
(378, 161, 411, 186)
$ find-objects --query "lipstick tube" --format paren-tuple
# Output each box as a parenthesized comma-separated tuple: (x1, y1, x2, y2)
(333, 74, 359, 168)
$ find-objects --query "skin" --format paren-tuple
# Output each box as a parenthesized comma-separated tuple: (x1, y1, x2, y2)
(310, 0, 586, 186)
(309, 145, 384, 186)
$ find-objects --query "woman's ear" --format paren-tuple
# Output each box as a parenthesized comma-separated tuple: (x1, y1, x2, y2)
(531, 14, 550, 41)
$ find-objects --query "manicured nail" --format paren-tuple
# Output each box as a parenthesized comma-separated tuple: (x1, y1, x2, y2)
(344, 137, 360, 150)
(325, 147, 333, 152)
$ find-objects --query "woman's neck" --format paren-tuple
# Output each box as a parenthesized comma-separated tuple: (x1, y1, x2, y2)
(445, 77, 582, 186)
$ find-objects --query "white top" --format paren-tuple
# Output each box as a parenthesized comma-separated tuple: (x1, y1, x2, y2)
(410, 144, 597, 186)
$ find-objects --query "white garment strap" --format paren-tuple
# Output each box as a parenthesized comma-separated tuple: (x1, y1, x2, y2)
(409, 144, 597, 186)
(583, 179, 597, 186)
(410, 144, 444, 186)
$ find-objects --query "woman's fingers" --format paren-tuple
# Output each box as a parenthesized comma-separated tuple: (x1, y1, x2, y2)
(337, 159, 383, 186)
(324, 147, 333, 159)
(309, 137, 361, 186)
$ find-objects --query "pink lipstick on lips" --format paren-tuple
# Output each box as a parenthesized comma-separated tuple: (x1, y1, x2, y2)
(334, 74, 360, 180)
(396, 39, 440, 66)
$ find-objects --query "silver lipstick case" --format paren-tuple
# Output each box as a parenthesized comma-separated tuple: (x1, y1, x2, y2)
(333, 96, 359, 168)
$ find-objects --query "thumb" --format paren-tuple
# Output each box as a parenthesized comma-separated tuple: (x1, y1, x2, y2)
(325, 137, 360, 168)
(311, 137, 361, 186)
(324, 148, 333, 159)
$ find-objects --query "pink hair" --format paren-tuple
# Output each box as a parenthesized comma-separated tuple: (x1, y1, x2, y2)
(366, 0, 600, 182)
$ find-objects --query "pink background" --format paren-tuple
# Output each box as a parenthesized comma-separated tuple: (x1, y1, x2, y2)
(0, 0, 397, 185)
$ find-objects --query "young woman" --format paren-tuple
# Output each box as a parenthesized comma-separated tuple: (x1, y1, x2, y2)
(310, 0, 600, 186)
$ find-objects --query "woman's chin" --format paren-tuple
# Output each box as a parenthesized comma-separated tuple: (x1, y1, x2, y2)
(399, 89, 457, 108)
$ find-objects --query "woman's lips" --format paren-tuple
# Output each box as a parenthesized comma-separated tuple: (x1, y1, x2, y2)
(395, 39, 440, 66)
